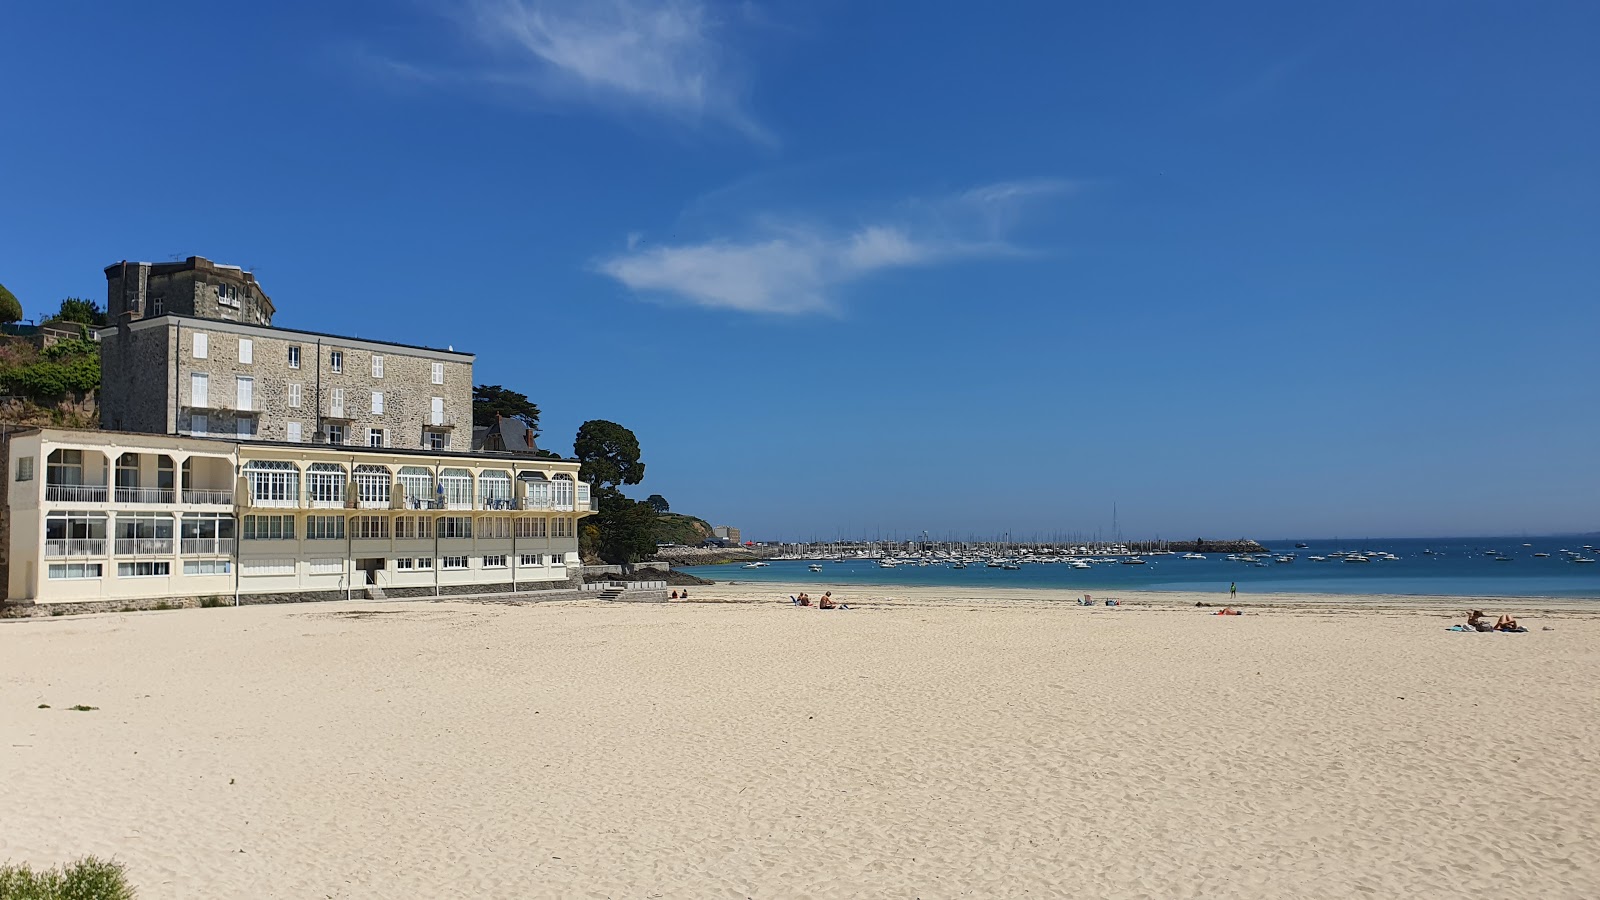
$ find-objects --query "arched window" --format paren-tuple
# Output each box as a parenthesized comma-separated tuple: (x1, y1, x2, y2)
(552, 473, 574, 510)
(397, 466, 433, 509)
(243, 460, 299, 505)
(479, 470, 512, 508)
(439, 468, 472, 508)
(306, 462, 347, 507)
(353, 465, 391, 507)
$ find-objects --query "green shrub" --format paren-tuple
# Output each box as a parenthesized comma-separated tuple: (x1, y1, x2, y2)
(68, 705, 97, 712)
(0, 856, 136, 899)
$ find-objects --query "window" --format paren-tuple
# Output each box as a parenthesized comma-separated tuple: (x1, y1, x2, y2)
(191, 414, 208, 436)
(520, 554, 542, 567)
(306, 516, 345, 540)
(115, 513, 173, 554)
(477, 517, 511, 539)
(330, 350, 343, 373)
(430, 396, 445, 426)
(236, 376, 254, 411)
(552, 517, 572, 538)
(152, 298, 164, 316)
(483, 555, 507, 568)
(327, 424, 345, 445)
(395, 515, 422, 539)
(372, 356, 384, 378)
(515, 517, 547, 538)
(241, 558, 295, 576)
(218, 283, 240, 307)
(191, 372, 209, 407)
(306, 463, 347, 506)
(330, 388, 345, 417)
(442, 555, 468, 570)
(46, 449, 85, 486)
(309, 558, 343, 575)
(439, 468, 472, 507)
(354, 465, 391, 506)
(236, 417, 254, 438)
(368, 428, 385, 448)
(242, 515, 296, 540)
(243, 460, 299, 504)
(117, 561, 171, 577)
(431, 362, 444, 384)
(239, 338, 253, 365)
(193, 332, 208, 358)
(416, 557, 433, 570)
(478, 471, 512, 506)
(288, 383, 302, 408)
(351, 516, 390, 539)
(397, 467, 433, 507)
(16, 456, 34, 482)
(286, 422, 302, 443)
(437, 517, 472, 539)
(183, 559, 232, 576)
(288, 345, 301, 369)
(46, 512, 108, 554)
(426, 431, 446, 451)
(371, 391, 384, 415)
(396, 557, 414, 571)
(180, 514, 234, 555)
(49, 563, 103, 580)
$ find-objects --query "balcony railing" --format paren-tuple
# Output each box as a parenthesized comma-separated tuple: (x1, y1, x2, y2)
(45, 484, 109, 503)
(45, 539, 106, 557)
(181, 538, 236, 556)
(183, 489, 234, 505)
(114, 538, 175, 555)
(308, 496, 347, 509)
(355, 497, 391, 510)
(115, 486, 176, 504)
(478, 495, 517, 511)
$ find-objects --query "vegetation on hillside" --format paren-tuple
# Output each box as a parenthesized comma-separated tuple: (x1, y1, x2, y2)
(653, 511, 712, 546)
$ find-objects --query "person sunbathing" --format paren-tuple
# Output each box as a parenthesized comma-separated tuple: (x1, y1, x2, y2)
(1495, 614, 1520, 632)
(1467, 610, 1494, 632)
(818, 592, 836, 610)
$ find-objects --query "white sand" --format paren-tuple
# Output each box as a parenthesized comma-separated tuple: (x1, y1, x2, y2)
(2, 585, 1597, 899)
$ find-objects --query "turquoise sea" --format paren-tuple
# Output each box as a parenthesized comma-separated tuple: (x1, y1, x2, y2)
(684, 537, 1600, 599)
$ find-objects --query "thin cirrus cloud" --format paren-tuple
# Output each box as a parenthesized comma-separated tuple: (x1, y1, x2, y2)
(596, 179, 1078, 315)
(436, 0, 769, 141)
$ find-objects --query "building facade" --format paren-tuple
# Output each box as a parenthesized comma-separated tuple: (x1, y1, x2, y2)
(7, 428, 594, 607)
(106, 257, 275, 327)
(99, 316, 474, 450)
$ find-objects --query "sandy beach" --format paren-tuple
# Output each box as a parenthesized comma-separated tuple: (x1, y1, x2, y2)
(3, 585, 1597, 899)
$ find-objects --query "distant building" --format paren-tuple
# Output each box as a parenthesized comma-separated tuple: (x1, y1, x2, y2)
(713, 525, 741, 544)
(106, 257, 275, 327)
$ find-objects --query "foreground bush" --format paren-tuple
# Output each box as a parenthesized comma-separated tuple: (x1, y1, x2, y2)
(0, 856, 135, 899)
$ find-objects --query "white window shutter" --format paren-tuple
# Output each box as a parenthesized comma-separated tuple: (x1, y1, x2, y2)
(193, 333, 208, 358)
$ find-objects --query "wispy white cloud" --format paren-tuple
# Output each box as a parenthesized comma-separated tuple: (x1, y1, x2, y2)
(596, 180, 1070, 315)
(409, 0, 769, 141)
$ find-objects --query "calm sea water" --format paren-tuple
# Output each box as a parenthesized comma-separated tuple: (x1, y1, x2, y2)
(684, 537, 1600, 599)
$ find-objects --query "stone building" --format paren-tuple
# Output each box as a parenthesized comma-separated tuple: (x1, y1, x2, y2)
(106, 257, 275, 327)
(99, 315, 474, 450)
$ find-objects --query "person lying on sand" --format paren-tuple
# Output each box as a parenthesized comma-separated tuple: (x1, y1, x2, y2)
(1215, 607, 1241, 616)
(1495, 614, 1520, 632)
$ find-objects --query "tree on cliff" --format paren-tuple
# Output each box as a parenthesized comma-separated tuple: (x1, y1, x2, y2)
(53, 297, 106, 327)
(574, 420, 645, 496)
(472, 384, 541, 431)
(644, 494, 670, 513)
(0, 284, 22, 325)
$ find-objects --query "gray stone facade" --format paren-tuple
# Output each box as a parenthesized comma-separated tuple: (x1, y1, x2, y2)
(99, 316, 474, 451)
(106, 257, 274, 327)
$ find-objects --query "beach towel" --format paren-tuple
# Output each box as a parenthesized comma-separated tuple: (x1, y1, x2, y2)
(1446, 625, 1473, 632)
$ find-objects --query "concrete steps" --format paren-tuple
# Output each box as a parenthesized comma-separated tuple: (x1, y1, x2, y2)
(366, 584, 388, 601)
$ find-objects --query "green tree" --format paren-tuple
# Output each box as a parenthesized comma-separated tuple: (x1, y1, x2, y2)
(0, 283, 21, 324)
(644, 493, 670, 513)
(573, 420, 645, 494)
(593, 497, 659, 565)
(53, 297, 107, 327)
(472, 384, 541, 430)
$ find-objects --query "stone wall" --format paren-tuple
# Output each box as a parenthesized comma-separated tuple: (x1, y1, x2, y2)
(106, 258, 273, 326)
(99, 324, 174, 434)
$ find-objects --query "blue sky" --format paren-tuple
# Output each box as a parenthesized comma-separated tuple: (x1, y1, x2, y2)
(2, 1, 1596, 540)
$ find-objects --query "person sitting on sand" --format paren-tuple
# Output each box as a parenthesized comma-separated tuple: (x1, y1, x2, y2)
(797, 592, 810, 606)
(819, 591, 836, 610)
(1467, 610, 1494, 632)
(680, 589, 689, 599)
(1495, 614, 1520, 632)
(670, 590, 679, 600)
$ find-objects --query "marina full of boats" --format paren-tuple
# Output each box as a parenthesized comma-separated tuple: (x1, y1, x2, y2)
(698, 538, 1600, 599)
